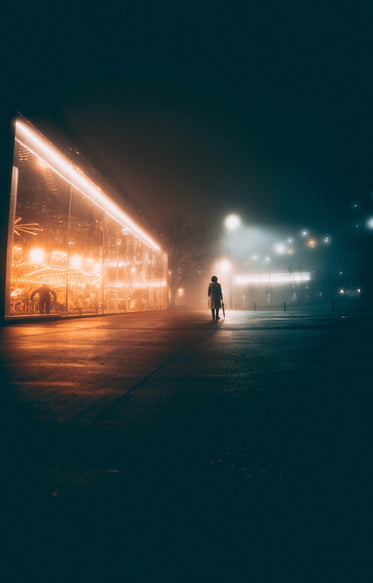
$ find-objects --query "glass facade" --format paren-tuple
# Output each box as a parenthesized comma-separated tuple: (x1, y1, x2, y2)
(5, 118, 168, 319)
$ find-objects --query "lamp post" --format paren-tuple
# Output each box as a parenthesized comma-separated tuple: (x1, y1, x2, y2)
(224, 214, 241, 309)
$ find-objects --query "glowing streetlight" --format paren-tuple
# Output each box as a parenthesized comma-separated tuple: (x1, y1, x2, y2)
(215, 258, 232, 273)
(273, 242, 287, 255)
(224, 214, 241, 231)
(306, 238, 317, 249)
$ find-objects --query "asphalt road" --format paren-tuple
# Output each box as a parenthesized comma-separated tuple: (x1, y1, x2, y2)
(1, 309, 372, 582)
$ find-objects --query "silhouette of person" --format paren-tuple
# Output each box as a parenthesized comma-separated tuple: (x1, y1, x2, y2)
(208, 275, 223, 320)
(30, 284, 57, 314)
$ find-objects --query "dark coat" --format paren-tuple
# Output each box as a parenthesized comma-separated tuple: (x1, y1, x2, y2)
(208, 282, 222, 309)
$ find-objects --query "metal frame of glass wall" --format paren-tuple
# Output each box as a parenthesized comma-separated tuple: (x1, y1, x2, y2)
(5, 118, 168, 319)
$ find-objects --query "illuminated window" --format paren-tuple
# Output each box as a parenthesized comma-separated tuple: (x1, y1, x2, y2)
(5, 117, 168, 318)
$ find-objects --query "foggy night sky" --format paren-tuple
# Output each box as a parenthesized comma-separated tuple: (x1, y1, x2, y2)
(3, 2, 373, 238)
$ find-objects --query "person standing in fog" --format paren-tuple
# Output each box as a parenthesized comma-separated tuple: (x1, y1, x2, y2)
(208, 275, 223, 320)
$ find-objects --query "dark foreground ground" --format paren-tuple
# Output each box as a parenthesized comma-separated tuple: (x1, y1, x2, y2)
(1, 309, 372, 582)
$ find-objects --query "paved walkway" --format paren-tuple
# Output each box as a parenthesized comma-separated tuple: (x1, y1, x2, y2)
(1, 310, 371, 581)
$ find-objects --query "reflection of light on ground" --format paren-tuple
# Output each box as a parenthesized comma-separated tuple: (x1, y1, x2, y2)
(234, 272, 311, 285)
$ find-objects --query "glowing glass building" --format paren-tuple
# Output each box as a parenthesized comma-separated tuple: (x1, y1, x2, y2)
(5, 117, 168, 319)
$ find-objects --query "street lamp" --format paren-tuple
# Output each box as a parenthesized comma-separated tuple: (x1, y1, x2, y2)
(225, 214, 241, 231)
(224, 214, 241, 309)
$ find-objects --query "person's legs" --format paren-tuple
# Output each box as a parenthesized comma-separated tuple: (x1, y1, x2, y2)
(216, 309, 220, 319)
(211, 308, 215, 319)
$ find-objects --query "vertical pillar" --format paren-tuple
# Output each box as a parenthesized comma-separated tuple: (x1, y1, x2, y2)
(0, 111, 16, 323)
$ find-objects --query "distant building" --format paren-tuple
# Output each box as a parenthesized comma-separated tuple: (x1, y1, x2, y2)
(2, 115, 168, 321)
(231, 272, 313, 308)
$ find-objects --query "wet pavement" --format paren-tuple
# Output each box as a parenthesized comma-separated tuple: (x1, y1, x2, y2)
(1, 309, 372, 581)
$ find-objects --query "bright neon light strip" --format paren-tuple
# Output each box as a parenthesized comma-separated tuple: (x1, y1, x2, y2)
(234, 272, 311, 285)
(15, 120, 161, 251)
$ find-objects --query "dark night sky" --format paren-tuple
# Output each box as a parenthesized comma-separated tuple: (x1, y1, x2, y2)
(3, 1, 373, 238)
